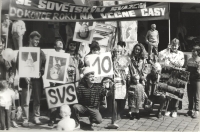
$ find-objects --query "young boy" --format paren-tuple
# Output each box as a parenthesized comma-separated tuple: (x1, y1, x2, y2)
(128, 74, 147, 120)
(0, 80, 15, 130)
(185, 45, 200, 118)
(57, 104, 76, 131)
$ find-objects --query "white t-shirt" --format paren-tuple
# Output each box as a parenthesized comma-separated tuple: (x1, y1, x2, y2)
(57, 117, 76, 131)
(0, 88, 15, 109)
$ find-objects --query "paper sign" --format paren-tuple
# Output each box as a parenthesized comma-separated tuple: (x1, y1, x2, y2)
(19, 47, 40, 78)
(115, 82, 127, 99)
(45, 84, 78, 109)
(87, 52, 114, 77)
(44, 52, 70, 84)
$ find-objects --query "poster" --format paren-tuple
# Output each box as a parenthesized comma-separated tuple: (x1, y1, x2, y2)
(73, 22, 96, 43)
(44, 52, 70, 83)
(19, 47, 40, 78)
(157, 65, 190, 100)
(86, 52, 114, 77)
(45, 84, 78, 109)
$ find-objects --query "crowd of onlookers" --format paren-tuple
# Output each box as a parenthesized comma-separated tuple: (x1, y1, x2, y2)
(0, 23, 199, 131)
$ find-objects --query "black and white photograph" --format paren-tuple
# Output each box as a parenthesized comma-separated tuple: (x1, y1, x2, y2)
(0, 0, 200, 131)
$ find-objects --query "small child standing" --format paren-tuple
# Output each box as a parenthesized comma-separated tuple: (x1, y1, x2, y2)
(128, 74, 147, 120)
(0, 80, 15, 130)
(185, 45, 200, 118)
(57, 104, 76, 131)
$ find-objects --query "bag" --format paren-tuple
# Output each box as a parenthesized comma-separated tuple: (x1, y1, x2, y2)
(100, 97, 107, 108)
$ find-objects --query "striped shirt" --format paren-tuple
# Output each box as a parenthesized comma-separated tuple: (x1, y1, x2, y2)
(76, 82, 107, 109)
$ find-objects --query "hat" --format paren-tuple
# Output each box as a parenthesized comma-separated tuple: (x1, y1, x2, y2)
(83, 67, 95, 77)
(89, 41, 100, 51)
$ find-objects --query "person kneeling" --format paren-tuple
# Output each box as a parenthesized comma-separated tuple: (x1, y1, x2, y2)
(57, 104, 75, 131)
(71, 67, 107, 130)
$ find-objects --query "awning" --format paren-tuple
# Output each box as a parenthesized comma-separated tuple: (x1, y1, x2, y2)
(9, 0, 169, 22)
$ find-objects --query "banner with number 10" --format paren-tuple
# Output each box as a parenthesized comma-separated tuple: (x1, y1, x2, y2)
(87, 52, 114, 77)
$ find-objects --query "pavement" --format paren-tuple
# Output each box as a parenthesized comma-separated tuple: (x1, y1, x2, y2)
(5, 90, 200, 131)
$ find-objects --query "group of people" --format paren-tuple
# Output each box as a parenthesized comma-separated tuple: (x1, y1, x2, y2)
(0, 24, 199, 131)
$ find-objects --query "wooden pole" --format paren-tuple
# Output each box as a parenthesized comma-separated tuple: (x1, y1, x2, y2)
(0, 0, 2, 43)
(168, 3, 171, 44)
(115, 1, 121, 42)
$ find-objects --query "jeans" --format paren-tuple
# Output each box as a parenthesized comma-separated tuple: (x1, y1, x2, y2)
(167, 98, 179, 112)
(71, 104, 102, 126)
(12, 35, 23, 50)
(187, 80, 200, 111)
(148, 42, 158, 55)
(114, 99, 126, 120)
(21, 78, 43, 122)
(0, 106, 11, 130)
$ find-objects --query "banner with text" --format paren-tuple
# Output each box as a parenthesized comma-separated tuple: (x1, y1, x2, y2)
(9, 0, 169, 21)
(45, 83, 78, 109)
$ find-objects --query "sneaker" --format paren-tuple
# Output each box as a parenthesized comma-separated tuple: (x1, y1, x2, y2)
(130, 113, 134, 120)
(172, 112, 177, 118)
(74, 124, 80, 130)
(157, 112, 163, 118)
(192, 111, 199, 118)
(34, 117, 43, 125)
(11, 121, 18, 128)
(184, 110, 193, 117)
(165, 111, 171, 116)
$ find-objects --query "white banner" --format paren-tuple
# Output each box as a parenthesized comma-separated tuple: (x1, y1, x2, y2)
(45, 84, 78, 109)
(19, 47, 40, 78)
(87, 52, 114, 77)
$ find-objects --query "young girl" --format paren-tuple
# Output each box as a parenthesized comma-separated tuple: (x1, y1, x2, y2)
(0, 80, 15, 130)
(128, 74, 147, 120)
(185, 45, 200, 118)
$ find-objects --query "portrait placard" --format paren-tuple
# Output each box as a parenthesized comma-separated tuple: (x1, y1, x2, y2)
(45, 84, 78, 109)
(19, 47, 40, 78)
(73, 22, 96, 43)
(44, 52, 70, 84)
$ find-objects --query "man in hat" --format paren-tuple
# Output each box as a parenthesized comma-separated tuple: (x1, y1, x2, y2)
(71, 67, 107, 130)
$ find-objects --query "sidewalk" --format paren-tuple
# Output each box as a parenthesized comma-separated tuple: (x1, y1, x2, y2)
(7, 90, 200, 131)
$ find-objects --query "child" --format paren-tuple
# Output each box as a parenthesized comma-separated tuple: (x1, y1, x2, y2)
(128, 74, 147, 120)
(185, 45, 200, 118)
(0, 80, 15, 130)
(57, 104, 76, 131)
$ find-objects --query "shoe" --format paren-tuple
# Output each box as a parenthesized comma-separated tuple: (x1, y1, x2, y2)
(22, 121, 34, 127)
(185, 110, 193, 117)
(48, 120, 54, 126)
(34, 117, 43, 125)
(11, 121, 18, 128)
(165, 111, 170, 116)
(74, 124, 80, 130)
(130, 113, 134, 120)
(172, 112, 177, 118)
(157, 112, 163, 118)
(136, 113, 140, 120)
(192, 111, 199, 118)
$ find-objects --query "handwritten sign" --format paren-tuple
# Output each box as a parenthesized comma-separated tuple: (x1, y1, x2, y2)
(45, 84, 78, 109)
(87, 52, 114, 77)
(114, 79, 127, 99)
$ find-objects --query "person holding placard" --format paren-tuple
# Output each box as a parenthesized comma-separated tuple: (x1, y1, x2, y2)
(158, 38, 185, 118)
(65, 38, 84, 87)
(16, 31, 46, 126)
(71, 67, 107, 130)
(112, 43, 129, 120)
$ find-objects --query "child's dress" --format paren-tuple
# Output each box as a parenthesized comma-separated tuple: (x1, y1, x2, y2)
(128, 84, 146, 111)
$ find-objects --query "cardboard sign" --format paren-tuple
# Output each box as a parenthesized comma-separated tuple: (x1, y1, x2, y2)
(45, 84, 78, 109)
(87, 52, 114, 77)
(44, 52, 70, 84)
(115, 82, 127, 99)
(19, 47, 40, 78)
